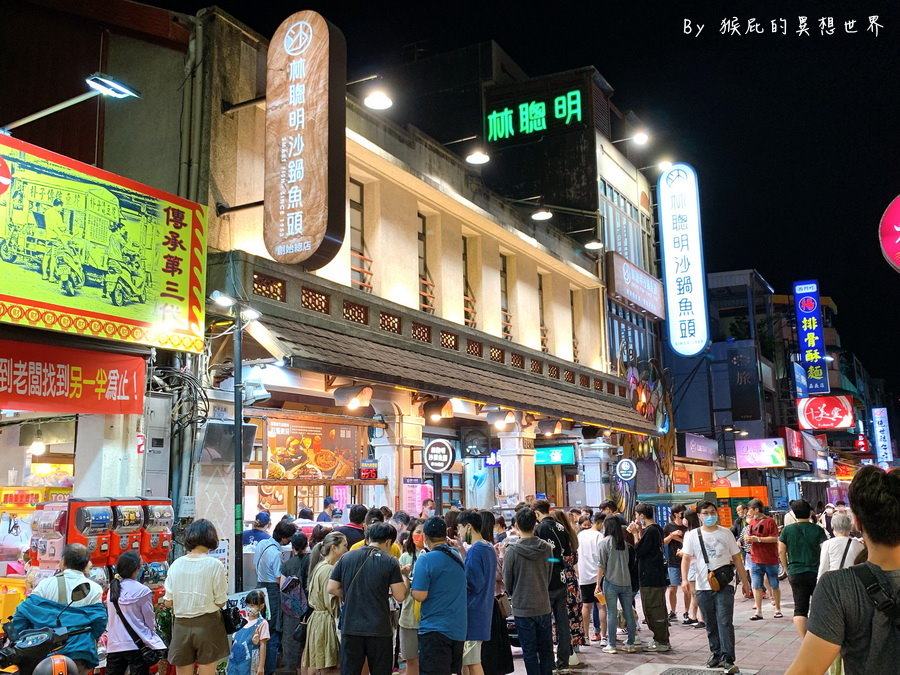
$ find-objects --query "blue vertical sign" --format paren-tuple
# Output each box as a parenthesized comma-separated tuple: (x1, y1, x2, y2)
(793, 280, 830, 395)
(792, 361, 809, 399)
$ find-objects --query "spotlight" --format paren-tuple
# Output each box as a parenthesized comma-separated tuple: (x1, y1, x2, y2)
(241, 307, 262, 322)
(210, 291, 236, 308)
(85, 73, 141, 99)
(531, 207, 553, 221)
(422, 399, 454, 422)
(465, 150, 490, 165)
(537, 419, 563, 438)
(334, 385, 374, 410)
(363, 90, 393, 110)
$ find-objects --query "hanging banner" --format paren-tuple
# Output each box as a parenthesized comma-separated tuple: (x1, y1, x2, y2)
(797, 396, 855, 431)
(265, 10, 346, 268)
(728, 346, 761, 421)
(658, 163, 709, 357)
(793, 280, 830, 395)
(0, 136, 206, 353)
(0, 339, 145, 414)
(878, 194, 900, 273)
(872, 407, 894, 469)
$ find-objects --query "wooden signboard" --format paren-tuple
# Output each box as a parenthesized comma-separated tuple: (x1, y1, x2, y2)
(265, 11, 346, 268)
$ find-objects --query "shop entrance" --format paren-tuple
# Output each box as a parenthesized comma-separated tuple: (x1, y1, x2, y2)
(535, 464, 563, 506)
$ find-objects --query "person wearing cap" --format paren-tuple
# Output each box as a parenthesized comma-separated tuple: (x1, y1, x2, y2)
(242, 512, 272, 546)
(448, 500, 463, 513)
(318, 497, 337, 522)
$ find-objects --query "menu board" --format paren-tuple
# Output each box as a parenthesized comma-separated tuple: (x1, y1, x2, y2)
(266, 419, 358, 480)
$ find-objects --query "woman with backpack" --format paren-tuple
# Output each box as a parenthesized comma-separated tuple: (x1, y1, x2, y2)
(281, 532, 309, 671)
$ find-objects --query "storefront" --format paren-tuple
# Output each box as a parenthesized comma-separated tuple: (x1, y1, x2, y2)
(533, 442, 578, 506)
(674, 433, 718, 494)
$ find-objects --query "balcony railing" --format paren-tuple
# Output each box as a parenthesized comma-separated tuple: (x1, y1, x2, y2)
(501, 309, 513, 340)
(419, 277, 436, 314)
(463, 294, 477, 328)
(350, 250, 374, 292)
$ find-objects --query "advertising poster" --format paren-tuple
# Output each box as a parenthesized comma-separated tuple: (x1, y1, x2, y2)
(797, 396, 855, 431)
(735, 438, 787, 469)
(266, 419, 359, 480)
(0, 135, 206, 352)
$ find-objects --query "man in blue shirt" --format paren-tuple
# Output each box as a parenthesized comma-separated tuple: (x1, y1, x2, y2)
(242, 511, 272, 545)
(457, 510, 497, 675)
(318, 496, 337, 522)
(411, 517, 467, 675)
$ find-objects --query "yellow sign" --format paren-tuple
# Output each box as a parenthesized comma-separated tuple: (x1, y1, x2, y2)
(0, 135, 206, 352)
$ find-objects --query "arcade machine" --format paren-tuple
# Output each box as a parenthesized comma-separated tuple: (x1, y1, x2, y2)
(140, 498, 173, 600)
(30, 501, 67, 589)
(66, 498, 113, 589)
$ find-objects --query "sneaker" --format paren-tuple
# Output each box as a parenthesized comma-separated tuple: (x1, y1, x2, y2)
(568, 654, 582, 667)
(618, 627, 628, 635)
(706, 655, 723, 668)
(694, 621, 706, 629)
(591, 632, 602, 642)
(645, 642, 671, 652)
(624, 643, 640, 653)
(722, 663, 740, 674)
(683, 612, 690, 621)
(682, 617, 698, 625)
(668, 611, 677, 621)
(553, 669, 570, 675)
(600, 637, 608, 648)
(601, 645, 618, 655)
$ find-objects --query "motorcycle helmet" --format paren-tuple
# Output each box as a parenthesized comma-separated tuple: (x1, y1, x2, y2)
(33, 654, 78, 675)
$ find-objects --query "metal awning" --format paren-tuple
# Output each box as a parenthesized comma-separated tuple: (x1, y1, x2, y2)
(250, 315, 659, 437)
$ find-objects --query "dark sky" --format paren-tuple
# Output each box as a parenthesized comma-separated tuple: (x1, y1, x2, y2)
(156, 0, 900, 389)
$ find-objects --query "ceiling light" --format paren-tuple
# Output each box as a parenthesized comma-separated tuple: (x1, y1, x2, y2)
(422, 399, 454, 422)
(363, 90, 393, 110)
(537, 419, 563, 438)
(633, 132, 649, 145)
(210, 291, 236, 308)
(584, 239, 604, 250)
(738, 430, 749, 436)
(531, 208, 553, 221)
(334, 385, 374, 410)
(29, 427, 46, 456)
(241, 307, 262, 322)
(85, 73, 141, 99)
(465, 150, 490, 165)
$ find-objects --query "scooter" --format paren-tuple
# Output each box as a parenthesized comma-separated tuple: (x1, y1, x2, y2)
(51, 241, 85, 297)
(105, 251, 148, 307)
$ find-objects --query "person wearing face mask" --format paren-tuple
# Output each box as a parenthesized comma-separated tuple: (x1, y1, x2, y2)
(457, 510, 497, 675)
(106, 551, 166, 675)
(680, 502, 751, 675)
(399, 520, 425, 675)
(420, 499, 437, 520)
(818, 503, 836, 539)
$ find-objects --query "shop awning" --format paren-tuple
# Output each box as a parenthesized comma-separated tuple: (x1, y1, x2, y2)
(250, 316, 659, 437)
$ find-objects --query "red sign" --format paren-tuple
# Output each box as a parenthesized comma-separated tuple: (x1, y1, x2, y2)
(797, 396, 855, 430)
(0, 339, 145, 414)
(879, 194, 900, 273)
(781, 426, 804, 459)
(854, 435, 870, 452)
(835, 464, 858, 481)
(673, 467, 690, 485)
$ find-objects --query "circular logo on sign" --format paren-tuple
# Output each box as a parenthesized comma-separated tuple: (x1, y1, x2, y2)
(0, 157, 10, 197)
(284, 21, 313, 56)
(615, 458, 637, 481)
(798, 296, 818, 313)
(622, 262, 632, 285)
(423, 439, 455, 473)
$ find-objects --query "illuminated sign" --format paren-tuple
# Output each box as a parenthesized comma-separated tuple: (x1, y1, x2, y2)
(423, 439, 455, 473)
(615, 458, 637, 481)
(606, 251, 665, 320)
(534, 445, 576, 465)
(878, 194, 900, 273)
(265, 10, 346, 267)
(780, 427, 804, 459)
(677, 433, 718, 462)
(484, 87, 585, 146)
(793, 361, 809, 399)
(793, 280, 829, 395)
(873, 407, 894, 469)
(797, 396, 855, 430)
(735, 438, 787, 469)
(657, 163, 709, 357)
(0, 136, 206, 352)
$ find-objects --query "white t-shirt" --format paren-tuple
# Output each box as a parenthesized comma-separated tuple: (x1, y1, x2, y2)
(164, 553, 228, 618)
(682, 527, 739, 591)
(818, 536, 865, 578)
(32, 569, 103, 607)
(576, 528, 603, 584)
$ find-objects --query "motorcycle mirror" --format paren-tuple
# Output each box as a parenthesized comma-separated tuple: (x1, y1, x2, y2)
(70, 584, 89, 603)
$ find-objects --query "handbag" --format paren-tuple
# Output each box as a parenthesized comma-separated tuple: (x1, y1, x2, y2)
(221, 602, 246, 635)
(697, 530, 735, 592)
(110, 593, 167, 666)
(496, 593, 512, 618)
(292, 606, 314, 648)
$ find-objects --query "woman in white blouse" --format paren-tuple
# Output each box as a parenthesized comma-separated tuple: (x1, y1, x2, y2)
(817, 512, 865, 577)
(164, 519, 229, 675)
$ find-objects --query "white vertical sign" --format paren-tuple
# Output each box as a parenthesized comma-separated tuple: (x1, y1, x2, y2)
(658, 162, 709, 357)
(872, 407, 894, 469)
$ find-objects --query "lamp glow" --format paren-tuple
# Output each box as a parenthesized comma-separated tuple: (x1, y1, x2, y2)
(363, 90, 393, 110)
(241, 307, 262, 322)
(584, 239, 603, 250)
(531, 208, 553, 221)
(633, 132, 649, 145)
(658, 160, 673, 171)
(211, 291, 236, 308)
(465, 150, 490, 165)
(86, 73, 141, 99)
(29, 427, 46, 456)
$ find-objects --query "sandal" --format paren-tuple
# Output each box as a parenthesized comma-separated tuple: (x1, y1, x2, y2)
(750, 614, 764, 621)
(774, 611, 784, 618)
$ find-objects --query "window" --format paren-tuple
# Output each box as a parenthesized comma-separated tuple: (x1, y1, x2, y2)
(349, 179, 372, 292)
(607, 298, 659, 365)
(500, 254, 512, 340)
(538, 274, 549, 352)
(463, 237, 477, 327)
(418, 213, 435, 313)
(570, 290, 580, 363)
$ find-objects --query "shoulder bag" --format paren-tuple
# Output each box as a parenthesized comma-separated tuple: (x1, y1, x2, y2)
(850, 563, 900, 630)
(838, 538, 853, 570)
(697, 531, 735, 592)
(222, 601, 246, 635)
(111, 593, 167, 666)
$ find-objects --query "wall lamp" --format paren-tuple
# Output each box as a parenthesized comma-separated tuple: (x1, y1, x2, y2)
(422, 398, 454, 422)
(612, 131, 650, 145)
(334, 385, 374, 410)
(537, 419, 563, 437)
(348, 74, 393, 110)
(486, 410, 517, 430)
(444, 135, 490, 165)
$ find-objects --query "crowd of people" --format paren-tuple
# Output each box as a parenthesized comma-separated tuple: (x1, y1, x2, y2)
(11, 465, 900, 675)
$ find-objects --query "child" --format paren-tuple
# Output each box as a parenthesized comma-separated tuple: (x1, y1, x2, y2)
(228, 589, 270, 675)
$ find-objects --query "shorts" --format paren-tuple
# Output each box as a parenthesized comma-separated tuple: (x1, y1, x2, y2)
(667, 566, 682, 587)
(399, 627, 419, 661)
(169, 611, 229, 666)
(462, 640, 482, 666)
(750, 562, 781, 590)
(788, 572, 818, 617)
(419, 631, 463, 675)
(579, 583, 598, 604)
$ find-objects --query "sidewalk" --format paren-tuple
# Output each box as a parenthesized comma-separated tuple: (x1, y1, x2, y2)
(512, 584, 802, 675)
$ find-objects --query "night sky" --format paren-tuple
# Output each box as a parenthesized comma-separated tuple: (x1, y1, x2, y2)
(156, 0, 900, 389)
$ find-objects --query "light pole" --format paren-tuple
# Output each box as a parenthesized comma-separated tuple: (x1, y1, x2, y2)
(211, 291, 261, 592)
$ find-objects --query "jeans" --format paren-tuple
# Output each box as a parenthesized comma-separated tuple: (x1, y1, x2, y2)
(549, 586, 571, 667)
(514, 614, 554, 675)
(603, 580, 636, 647)
(640, 586, 670, 646)
(696, 589, 736, 663)
(265, 630, 281, 675)
(750, 562, 781, 589)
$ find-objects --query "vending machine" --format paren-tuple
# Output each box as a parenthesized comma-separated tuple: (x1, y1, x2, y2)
(108, 498, 145, 561)
(67, 498, 113, 567)
(32, 502, 67, 570)
(140, 498, 173, 600)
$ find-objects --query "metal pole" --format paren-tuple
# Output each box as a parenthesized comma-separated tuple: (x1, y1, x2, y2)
(2, 91, 99, 132)
(233, 309, 244, 592)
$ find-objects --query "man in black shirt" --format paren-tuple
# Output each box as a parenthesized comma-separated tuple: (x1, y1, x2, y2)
(335, 504, 368, 548)
(663, 504, 689, 621)
(532, 499, 572, 671)
(630, 503, 670, 652)
(328, 522, 407, 675)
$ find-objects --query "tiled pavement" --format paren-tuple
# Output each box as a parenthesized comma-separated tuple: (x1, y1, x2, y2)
(512, 584, 803, 675)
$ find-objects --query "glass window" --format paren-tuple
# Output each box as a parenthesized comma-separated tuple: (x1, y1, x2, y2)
(418, 213, 434, 313)
(349, 179, 371, 291)
(463, 237, 476, 328)
(500, 254, 511, 340)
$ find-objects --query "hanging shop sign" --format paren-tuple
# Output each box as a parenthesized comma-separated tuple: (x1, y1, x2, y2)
(797, 396, 855, 431)
(835, 463, 858, 481)
(676, 432, 718, 462)
(0, 339, 144, 414)
(727, 345, 761, 421)
(266, 419, 359, 480)
(423, 439, 455, 473)
(484, 82, 585, 146)
(734, 438, 787, 470)
(0, 136, 206, 353)
(534, 444, 576, 465)
(606, 251, 665, 320)
(872, 407, 894, 469)
(265, 10, 346, 268)
(780, 427, 805, 459)
(657, 163, 709, 357)
(878, 194, 900, 273)
(792, 361, 809, 399)
(792, 280, 830, 395)
(358, 459, 378, 480)
(614, 458, 637, 481)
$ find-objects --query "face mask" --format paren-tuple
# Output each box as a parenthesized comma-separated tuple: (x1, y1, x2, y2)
(825, 508, 834, 515)
(702, 514, 718, 527)
(426, 510, 435, 518)
(137, 568, 145, 582)
(412, 534, 425, 549)
(463, 529, 472, 544)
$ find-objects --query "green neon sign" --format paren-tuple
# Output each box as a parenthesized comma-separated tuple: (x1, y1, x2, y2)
(486, 89, 583, 143)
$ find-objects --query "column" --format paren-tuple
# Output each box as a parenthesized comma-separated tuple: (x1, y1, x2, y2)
(73, 414, 143, 497)
(370, 389, 424, 510)
(581, 446, 611, 507)
(497, 426, 537, 501)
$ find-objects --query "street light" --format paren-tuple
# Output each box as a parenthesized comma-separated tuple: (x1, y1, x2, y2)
(611, 131, 650, 145)
(2, 72, 140, 134)
(443, 135, 491, 165)
(348, 74, 393, 111)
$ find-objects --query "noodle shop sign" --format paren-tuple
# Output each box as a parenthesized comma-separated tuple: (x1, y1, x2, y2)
(266, 419, 359, 480)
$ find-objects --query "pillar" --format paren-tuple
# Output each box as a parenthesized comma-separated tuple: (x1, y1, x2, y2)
(370, 389, 424, 510)
(581, 446, 612, 507)
(497, 426, 536, 501)
(73, 414, 143, 498)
